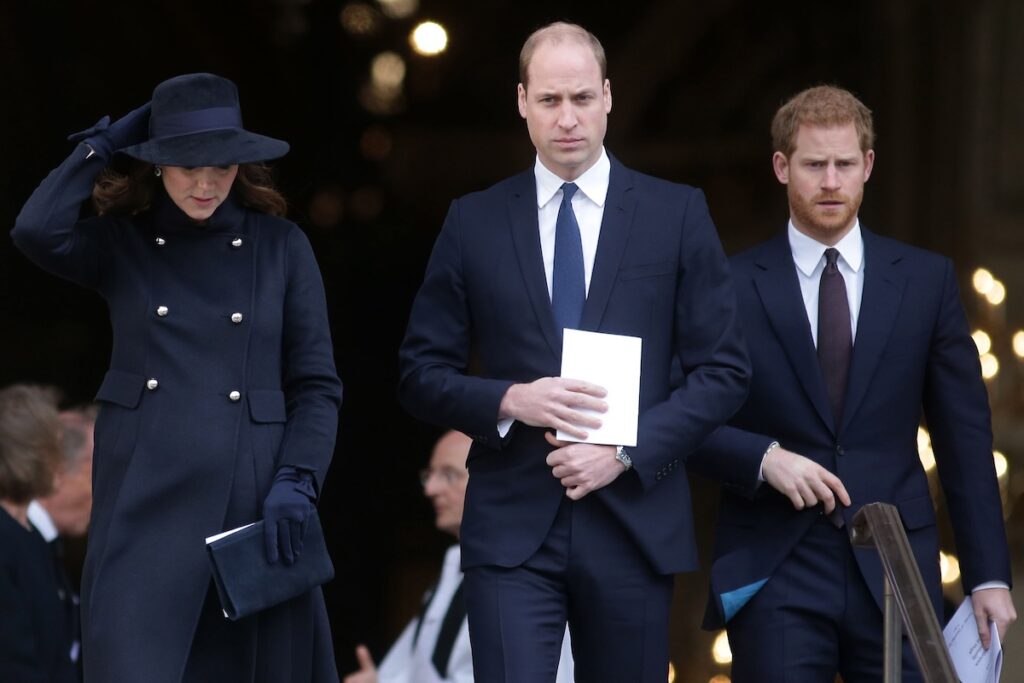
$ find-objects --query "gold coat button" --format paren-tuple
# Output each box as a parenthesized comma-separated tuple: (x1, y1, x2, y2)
(231, 238, 243, 248)
(228, 390, 241, 402)
(156, 306, 169, 317)
(230, 312, 243, 324)
(146, 378, 159, 391)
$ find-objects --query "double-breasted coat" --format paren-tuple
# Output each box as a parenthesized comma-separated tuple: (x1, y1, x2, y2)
(12, 143, 343, 682)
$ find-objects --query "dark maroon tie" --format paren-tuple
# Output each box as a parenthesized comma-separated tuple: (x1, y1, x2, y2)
(818, 247, 852, 426)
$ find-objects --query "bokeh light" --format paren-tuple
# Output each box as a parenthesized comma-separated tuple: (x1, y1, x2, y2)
(1013, 331, 1024, 358)
(711, 630, 732, 664)
(340, 2, 380, 35)
(994, 450, 1008, 478)
(939, 551, 961, 585)
(980, 353, 1000, 379)
(307, 187, 345, 230)
(377, 0, 418, 19)
(371, 51, 406, 89)
(410, 20, 448, 55)
(360, 125, 394, 161)
(972, 268, 994, 295)
(985, 280, 1006, 305)
(918, 427, 936, 472)
(972, 330, 992, 355)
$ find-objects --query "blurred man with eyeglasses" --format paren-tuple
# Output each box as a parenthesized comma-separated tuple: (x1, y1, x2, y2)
(344, 431, 574, 683)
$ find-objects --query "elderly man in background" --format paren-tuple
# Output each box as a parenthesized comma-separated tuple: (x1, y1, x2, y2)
(345, 430, 574, 683)
(0, 384, 79, 683)
(28, 404, 97, 679)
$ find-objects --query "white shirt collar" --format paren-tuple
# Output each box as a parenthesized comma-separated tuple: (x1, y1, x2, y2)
(27, 500, 58, 542)
(788, 219, 864, 277)
(534, 148, 610, 209)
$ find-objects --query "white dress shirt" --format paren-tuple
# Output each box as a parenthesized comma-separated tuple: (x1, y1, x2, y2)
(378, 545, 575, 683)
(535, 149, 611, 298)
(787, 220, 865, 346)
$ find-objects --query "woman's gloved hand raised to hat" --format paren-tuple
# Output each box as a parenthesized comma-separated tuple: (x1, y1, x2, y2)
(262, 466, 318, 565)
(68, 102, 152, 160)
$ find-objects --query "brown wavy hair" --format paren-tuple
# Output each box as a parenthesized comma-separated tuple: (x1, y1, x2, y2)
(0, 384, 62, 504)
(92, 159, 288, 217)
(771, 85, 875, 157)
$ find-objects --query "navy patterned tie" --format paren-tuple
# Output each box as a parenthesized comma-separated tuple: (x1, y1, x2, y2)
(551, 183, 585, 334)
(818, 247, 852, 426)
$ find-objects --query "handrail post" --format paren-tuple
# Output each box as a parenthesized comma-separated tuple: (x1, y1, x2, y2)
(850, 502, 958, 682)
(883, 574, 901, 683)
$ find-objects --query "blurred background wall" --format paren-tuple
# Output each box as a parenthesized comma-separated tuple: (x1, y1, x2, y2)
(2, 1, 1022, 680)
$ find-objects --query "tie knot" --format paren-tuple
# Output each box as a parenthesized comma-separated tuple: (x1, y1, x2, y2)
(824, 247, 841, 268)
(561, 182, 578, 202)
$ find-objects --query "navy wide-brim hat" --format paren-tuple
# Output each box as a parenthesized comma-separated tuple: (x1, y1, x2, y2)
(119, 73, 289, 167)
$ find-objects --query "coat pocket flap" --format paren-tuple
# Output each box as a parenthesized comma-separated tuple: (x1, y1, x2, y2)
(897, 495, 936, 531)
(248, 390, 287, 423)
(95, 370, 146, 408)
(618, 260, 676, 281)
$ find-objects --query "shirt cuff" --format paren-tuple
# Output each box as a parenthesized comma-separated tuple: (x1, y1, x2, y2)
(757, 441, 780, 484)
(972, 581, 1010, 593)
(497, 418, 514, 439)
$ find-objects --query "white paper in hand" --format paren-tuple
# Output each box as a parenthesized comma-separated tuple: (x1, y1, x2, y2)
(943, 595, 1003, 683)
(557, 328, 641, 446)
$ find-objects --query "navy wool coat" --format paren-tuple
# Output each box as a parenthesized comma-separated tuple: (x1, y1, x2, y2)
(12, 144, 343, 683)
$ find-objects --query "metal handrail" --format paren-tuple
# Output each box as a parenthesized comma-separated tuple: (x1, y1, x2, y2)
(849, 502, 958, 683)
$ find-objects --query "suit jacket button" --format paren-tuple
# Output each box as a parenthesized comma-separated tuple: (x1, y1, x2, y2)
(230, 312, 244, 324)
(231, 237, 243, 248)
(228, 390, 241, 402)
(836, 444, 845, 456)
(156, 306, 169, 317)
(155, 237, 166, 246)
(146, 378, 159, 391)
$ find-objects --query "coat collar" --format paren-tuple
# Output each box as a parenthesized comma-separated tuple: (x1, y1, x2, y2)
(146, 187, 246, 233)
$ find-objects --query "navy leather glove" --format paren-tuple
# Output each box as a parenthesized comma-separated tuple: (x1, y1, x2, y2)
(262, 466, 317, 565)
(68, 102, 151, 159)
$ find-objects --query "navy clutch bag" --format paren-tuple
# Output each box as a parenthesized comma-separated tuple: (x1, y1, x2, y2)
(205, 509, 335, 620)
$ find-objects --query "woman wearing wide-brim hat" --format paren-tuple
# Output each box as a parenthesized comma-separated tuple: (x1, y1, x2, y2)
(12, 73, 343, 682)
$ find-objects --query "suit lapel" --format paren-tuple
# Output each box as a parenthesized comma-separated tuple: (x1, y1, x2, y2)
(752, 233, 835, 433)
(840, 230, 904, 432)
(579, 159, 636, 332)
(507, 170, 562, 359)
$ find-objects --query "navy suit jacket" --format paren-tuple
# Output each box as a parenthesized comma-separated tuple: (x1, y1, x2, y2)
(399, 156, 750, 575)
(690, 228, 1012, 628)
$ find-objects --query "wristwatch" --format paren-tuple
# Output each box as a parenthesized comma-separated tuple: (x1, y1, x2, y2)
(615, 445, 633, 471)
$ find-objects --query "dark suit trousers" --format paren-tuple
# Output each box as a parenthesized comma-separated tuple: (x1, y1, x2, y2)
(463, 493, 674, 683)
(726, 516, 923, 683)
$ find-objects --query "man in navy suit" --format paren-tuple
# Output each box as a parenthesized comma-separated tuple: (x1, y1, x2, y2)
(689, 85, 1016, 681)
(399, 21, 750, 683)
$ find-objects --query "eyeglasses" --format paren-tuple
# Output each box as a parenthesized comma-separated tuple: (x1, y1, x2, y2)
(419, 467, 467, 487)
